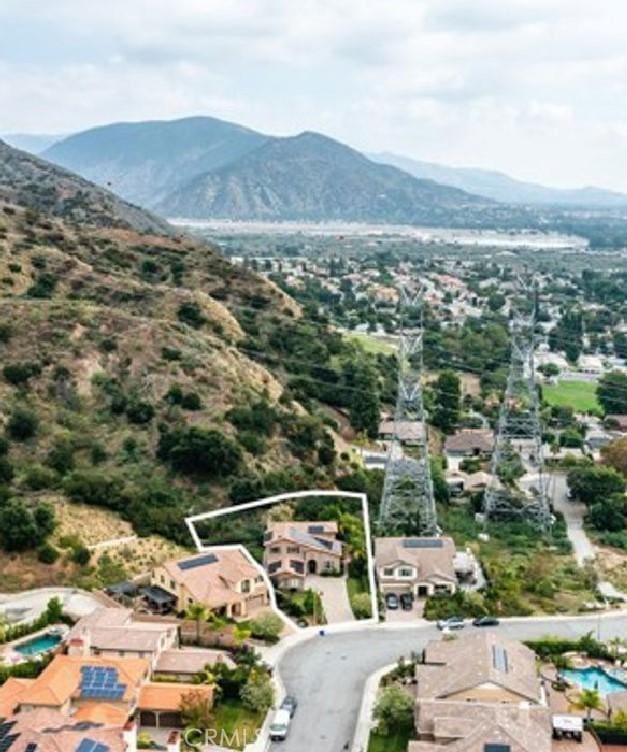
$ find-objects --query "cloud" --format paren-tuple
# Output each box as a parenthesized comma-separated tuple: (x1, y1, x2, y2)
(2, 0, 627, 190)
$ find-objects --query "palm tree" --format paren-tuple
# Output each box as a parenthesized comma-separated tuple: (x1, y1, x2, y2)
(608, 637, 625, 662)
(569, 688, 604, 723)
(185, 602, 210, 645)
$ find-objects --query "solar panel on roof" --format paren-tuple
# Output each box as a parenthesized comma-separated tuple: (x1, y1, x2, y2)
(402, 538, 443, 548)
(0, 722, 16, 739)
(308, 525, 325, 534)
(178, 553, 218, 570)
(75, 739, 110, 752)
(484, 745, 511, 752)
(492, 645, 509, 673)
(24, 744, 38, 752)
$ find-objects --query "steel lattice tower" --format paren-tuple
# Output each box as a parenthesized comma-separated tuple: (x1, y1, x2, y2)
(484, 279, 551, 532)
(378, 286, 438, 536)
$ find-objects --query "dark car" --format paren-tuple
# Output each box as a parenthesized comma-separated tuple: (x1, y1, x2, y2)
(281, 695, 298, 718)
(473, 616, 500, 627)
(400, 593, 414, 611)
(385, 593, 399, 610)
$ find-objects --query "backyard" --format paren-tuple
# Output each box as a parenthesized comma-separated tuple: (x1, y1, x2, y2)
(368, 730, 413, 752)
(543, 380, 602, 414)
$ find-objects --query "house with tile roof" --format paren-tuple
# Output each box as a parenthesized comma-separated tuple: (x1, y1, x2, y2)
(263, 521, 343, 590)
(149, 547, 269, 619)
(408, 633, 552, 752)
(375, 537, 458, 598)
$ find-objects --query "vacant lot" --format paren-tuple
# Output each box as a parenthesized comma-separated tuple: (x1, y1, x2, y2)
(344, 331, 396, 355)
(543, 380, 601, 414)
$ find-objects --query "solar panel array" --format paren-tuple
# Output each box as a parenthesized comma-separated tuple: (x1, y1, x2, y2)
(484, 744, 511, 752)
(492, 645, 509, 673)
(0, 720, 18, 752)
(308, 525, 325, 534)
(24, 744, 38, 752)
(178, 553, 218, 570)
(75, 739, 110, 752)
(79, 666, 127, 701)
(402, 538, 443, 549)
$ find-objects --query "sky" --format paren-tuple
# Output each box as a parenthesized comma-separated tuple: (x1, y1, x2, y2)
(2, 0, 627, 191)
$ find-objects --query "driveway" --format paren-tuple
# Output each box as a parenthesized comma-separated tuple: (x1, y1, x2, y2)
(0, 588, 105, 625)
(551, 474, 595, 565)
(306, 575, 355, 624)
(271, 613, 627, 752)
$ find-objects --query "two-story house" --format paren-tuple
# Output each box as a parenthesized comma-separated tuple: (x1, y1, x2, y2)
(149, 548, 269, 620)
(375, 537, 458, 598)
(263, 521, 343, 590)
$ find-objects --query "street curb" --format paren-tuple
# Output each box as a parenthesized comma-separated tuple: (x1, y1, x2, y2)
(351, 662, 396, 752)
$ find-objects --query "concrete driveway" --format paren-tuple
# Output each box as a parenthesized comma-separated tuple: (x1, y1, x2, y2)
(270, 613, 627, 752)
(306, 575, 355, 624)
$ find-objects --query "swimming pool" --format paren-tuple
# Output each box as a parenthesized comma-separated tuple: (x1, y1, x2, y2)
(561, 667, 627, 696)
(14, 632, 62, 657)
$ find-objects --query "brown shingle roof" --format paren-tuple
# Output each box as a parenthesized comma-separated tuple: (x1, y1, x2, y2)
(379, 420, 425, 441)
(444, 430, 494, 454)
(138, 681, 213, 712)
(417, 633, 541, 703)
(155, 648, 236, 674)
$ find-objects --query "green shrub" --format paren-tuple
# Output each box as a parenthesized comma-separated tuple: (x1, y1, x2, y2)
(23, 464, 59, 491)
(238, 432, 267, 455)
(37, 543, 60, 564)
(71, 545, 92, 566)
(0, 457, 14, 484)
(3, 361, 41, 386)
(126, 400, 155, 425)
(177, 301, 206, 329)
(181, 392, 202, 410)
(157, 427, 242, 477)
(7, 406, 39, 440)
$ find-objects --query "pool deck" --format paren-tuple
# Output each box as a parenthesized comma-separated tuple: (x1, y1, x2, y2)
(0, 624, 67, 665)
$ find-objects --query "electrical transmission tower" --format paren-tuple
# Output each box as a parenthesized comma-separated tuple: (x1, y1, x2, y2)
(378, 285, 438, 536)
(484, 277, 551, 532)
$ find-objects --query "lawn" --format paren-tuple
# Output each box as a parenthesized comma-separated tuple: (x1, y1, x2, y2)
(344, 331, 396, 355)
(210, 700, 266, 750)
(543, 380, 602, 414)
(368, 730, 414, 752)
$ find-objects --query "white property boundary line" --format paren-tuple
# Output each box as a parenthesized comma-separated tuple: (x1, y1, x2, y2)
(185, 490, 380, 627)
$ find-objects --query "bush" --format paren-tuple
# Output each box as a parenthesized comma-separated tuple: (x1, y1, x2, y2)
(0, 457, 14, 484)
(63, 470, 127, 510)
(157, 427, 242, 477)
(23, 464, 59, 491)
(0, 436, 8, 456)
(126, 400, 155, 425)
(47, 443, 75, 475)
(372, 685, 414, 735)
(71, 545, 92, 566)
(238, 432, 267, 456)
(240, 669, 274, 712)
(350, 592, 372, 619)
(3, 361, 41, 386)
(248, 611, 284, 643)
(177, 301, 206, 329)
(37, 543, 60, 564)
(181, 391, 202, 410)
(7, 406, 39, 440)
(0, 500, 55, 552)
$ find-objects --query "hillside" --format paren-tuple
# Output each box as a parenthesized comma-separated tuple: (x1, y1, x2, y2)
(369, 151, 627, 209)
(2, 133, 64, 154)
(155, 131, 493, 222)
(43, 116, 268, 207)
(0, 142, 379, 590)
(0, 138, 171, 234)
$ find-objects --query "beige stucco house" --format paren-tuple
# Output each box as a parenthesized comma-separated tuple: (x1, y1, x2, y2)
(263, 521, 343, 590)
(375, 537, 458, 598)
(150, 548, 269, 620)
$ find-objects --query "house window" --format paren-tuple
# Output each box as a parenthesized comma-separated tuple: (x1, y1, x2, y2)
(270, 546, 281, 554)
(397, 567, 414, 577)
(255, 575, 264, 583)
(241, 580, 251, 593)
(170, 580, 176, 591)
(383, 567, 395, 577)
(286, 546, 299, 554)
(160, 575, 165, 584)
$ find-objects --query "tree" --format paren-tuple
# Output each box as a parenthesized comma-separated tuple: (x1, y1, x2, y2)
(569, 688, 604, 722)
(45, 596, 64, 623)
(589, 495, 625, 532)
(185, 602, 211, 644)
(598, 371, 627, 415)
(567, 465, 626, 505)
(157, 427, 242, 477)
(349, 364, 380, 438)
(350, 592, 372, 619)
(431, 370, 461, 435)
(0, 500, 41, 551)
(372, 685, 414, 734)
(240, 669, 274, 712)
(601, 438, 627, 478)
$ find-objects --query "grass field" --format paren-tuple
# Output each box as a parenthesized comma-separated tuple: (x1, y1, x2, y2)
(211, 700, 265, 750)
(543, 380, 602, 414)
(344, 331, 396, 355)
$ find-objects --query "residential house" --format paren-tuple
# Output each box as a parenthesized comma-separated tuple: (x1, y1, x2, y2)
(378, 419, 425, 446)
(375, 537, 458, 598)
(154, 648, 236, 683)
(444, 429, 494, 471)
(149, 548, 269, 620)
(138, 682, 213, 729)
(264, 521, 343, 590)
(66, 608, 178, 669)
(409, 633, 551, 752)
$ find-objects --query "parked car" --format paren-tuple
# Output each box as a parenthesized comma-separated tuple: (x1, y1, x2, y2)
(281, 695, 298, 718)
(385, 593, 399, 610)
(473, 616, 500, 627)
(400, 593, 414, 611)
(269, 709, 292, 741)
(437, 616, 465, 631)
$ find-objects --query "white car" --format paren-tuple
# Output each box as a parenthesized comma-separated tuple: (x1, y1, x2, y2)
(269, 708, 292, 741)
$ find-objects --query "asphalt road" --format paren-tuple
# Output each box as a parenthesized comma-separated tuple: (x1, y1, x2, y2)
(271, 613, 627, 752)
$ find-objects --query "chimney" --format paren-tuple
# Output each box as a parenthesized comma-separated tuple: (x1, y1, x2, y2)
(123, 720, 137, 752)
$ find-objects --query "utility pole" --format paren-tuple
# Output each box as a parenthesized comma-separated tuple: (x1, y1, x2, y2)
(484, 276, 551, 532)
(378, 285, 438, 536)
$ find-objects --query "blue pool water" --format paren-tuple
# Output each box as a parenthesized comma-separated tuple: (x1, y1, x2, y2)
(561, 667, 627, 696)
(14, 633, 62, 656)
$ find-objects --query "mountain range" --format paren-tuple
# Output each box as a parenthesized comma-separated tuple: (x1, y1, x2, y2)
(5, 115, 627, 225)
(369, 152, 627, 209)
